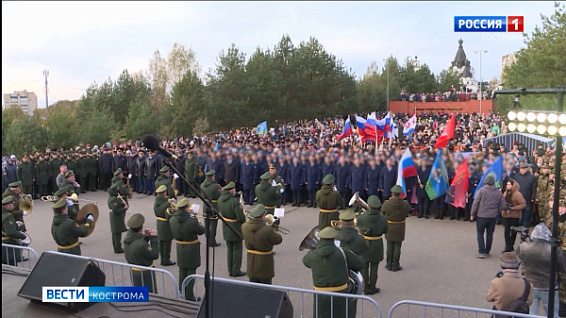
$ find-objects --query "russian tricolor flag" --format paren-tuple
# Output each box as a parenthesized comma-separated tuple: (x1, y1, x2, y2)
(337, 116, 353, 141)
(396, 148, 417, 197)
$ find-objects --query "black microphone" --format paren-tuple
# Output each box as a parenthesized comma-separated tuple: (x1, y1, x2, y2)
(142, 134, 178, 160)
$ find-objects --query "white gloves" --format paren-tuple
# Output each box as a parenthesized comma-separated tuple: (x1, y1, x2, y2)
(173, 173, 179, 179)
(128, 174, 132, 179)
(279, 188, 284, 194)
(23, 210, 29, 216)
(87, 215, 94, 221)
(271, 180, 277, 187)
(66, 199, 74, 206)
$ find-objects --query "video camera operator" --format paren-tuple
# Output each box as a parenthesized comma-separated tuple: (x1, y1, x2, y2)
(516, 223, 566, 317)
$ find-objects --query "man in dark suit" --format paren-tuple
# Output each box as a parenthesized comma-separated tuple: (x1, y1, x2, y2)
(379, 157, 397, 201)
(416, 157, 432, 218)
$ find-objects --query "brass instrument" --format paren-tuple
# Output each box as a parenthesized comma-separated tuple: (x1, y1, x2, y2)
(69, 193, 98, 205)
(124, 177, 134, 199)
(166, 198, 178, 215)
(41, 195, 58, 202)
(330, 219, 370, 235)
(75, 203, 99, 237)
(18, 195, 34, 215)
(299, 225, 364, 294)
(265, 214, 290, 234)
(349, 192, 370, 211)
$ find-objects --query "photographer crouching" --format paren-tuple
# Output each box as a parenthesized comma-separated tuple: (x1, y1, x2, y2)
(516, 223, 566, 317)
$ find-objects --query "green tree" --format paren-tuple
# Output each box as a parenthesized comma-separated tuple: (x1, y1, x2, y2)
(357, 62, 386, 112)
(206, 43, 249, 130)
(162, 70, 205, 137)
(3, 115, 48, 157)
(436, 68, 461, 92)
(80, 107, 119, 145)
(167, 43, 200, 86)
(124, 95, 160, 139)
(113, 70, 152, 125)
(148, 50, 169, 109)
(46, 107, 78, 149)
(273, 35, 298, 121)
(2, 106, 27, 155)
(504, 2, 566, 89)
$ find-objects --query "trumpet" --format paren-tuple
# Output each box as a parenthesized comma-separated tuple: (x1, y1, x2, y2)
(265, 214, 290, 234)
(330, 219, 370, 235)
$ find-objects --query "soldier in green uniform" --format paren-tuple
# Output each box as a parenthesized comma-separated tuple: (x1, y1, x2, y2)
(49, 152, 63, 193)
(169, 198, 205, 300)
(86, 151, 98, 192)
(123, 213, 159, 293)
(17, 155, 35, 196)
(218, 181, 246, 277)
(201, 170, 221, 247)
(35, 154, 51, 197)
(65, 153, 77, 189)
(76, 152, 88, 193)
(382, 185, 411, 272)
(111, 167, 123, 187)
(60, 171, 80, 220)
(303, 226, 364, 318)
(154, 185, 175, 266)
(155, 166, 176, 200)
(184, 152, 198, 198)
(316, 174, 344, 230)
(108, 184, 128, 254)
(356, 195, 388, 294)
(242, 204, 283, 284)
(2, 196, 26, 266)
(536, 164, 551, 224)
(3, 181, 27, 232)
(51, 198, 93, 255)
(255, 172, 281, 215)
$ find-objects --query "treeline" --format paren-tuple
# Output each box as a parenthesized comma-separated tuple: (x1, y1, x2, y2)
(3, 3, 564, 158)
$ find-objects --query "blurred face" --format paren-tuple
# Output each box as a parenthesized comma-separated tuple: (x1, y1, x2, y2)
(506, 181, 513, 190)
(67, 175, 75, 183)
(3, 202, 14, 211)
(12, 187, 21, 194)
(520, 167, 528, 174)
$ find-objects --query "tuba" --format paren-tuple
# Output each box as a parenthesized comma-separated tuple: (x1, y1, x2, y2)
(349, 192, 370, 211)
(299, 225, 364, 294)
(75, 204, 99, 237)
(19, 195, 34, 214)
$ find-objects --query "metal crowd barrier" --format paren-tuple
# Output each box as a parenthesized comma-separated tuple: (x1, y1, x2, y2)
(2, 243, 39, 269)
(388, 300, 544, 318)
(182, 274, 383, 318)
(45, 251, 179, 299)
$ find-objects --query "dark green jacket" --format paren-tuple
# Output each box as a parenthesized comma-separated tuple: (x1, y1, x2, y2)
(381, 196, 410, 242)
(336, 226, 368, 256)
(108, 195, 127, 234)
(35, 161, 50, 185)
(2, 207, 26, 245)
(124, 230, 159, 266)
(155, 174, 175, 199)
(76, 157, 87, 177)
(255, 181, 281, 214)
(218, 190, 245, 241)
(3, 189, 23, 225)
(315, 185, 344, 210)
(242, 218, 282, 279)
(51, 213, 92, 254)
(303, 239, 364, 288)
(60, 180, 79, 219)
(184, 158, 198, 181)
(17, 162, 34, 187)
(201, 178, 221, 216)
(87, 157, 98, 175)
(65, 159, 76, 173)
(50, 158, 63, 178)
(356, 208, 388, 262)
(154, 196, 173, 241)
(170, 210, 205, 269)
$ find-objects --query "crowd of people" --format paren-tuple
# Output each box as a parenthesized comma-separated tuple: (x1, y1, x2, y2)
(399, 88, 493, 103)
(2, 110, 566, 316)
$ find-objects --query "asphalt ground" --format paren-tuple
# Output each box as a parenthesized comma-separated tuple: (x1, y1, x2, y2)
(17, 190, 518, 317)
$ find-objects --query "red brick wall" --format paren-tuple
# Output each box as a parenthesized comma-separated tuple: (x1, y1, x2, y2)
(389, 100, 493, 115)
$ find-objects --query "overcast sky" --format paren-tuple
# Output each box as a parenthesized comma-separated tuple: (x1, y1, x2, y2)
(2, 1, 557, 108)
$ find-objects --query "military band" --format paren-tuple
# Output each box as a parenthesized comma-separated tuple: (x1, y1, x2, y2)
(108, 184, 127, 253)
(124, 213, 159, 293)
(218, 181, 246, 277)
(200, 169, 221, 247)
(255, 172, 281, 216)
(316, 174, 343, 230)
(50, 198, 93, 255)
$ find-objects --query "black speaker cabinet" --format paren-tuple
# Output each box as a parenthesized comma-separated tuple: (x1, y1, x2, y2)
(18, 252, 106, 311)
(197, 280, 293, 318)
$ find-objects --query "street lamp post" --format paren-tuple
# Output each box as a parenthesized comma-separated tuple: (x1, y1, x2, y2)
(474, 50, 487, 115)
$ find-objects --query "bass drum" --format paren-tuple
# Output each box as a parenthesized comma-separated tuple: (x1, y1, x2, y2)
(348, 270, 363, 295)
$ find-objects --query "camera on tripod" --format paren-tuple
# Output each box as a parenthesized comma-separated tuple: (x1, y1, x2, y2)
(510, 225, 530, 242)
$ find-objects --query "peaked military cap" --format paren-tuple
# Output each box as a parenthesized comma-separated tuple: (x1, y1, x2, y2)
(223, 181, 236, 190)
(2, 195, 14, 205)
(368, 195, 382, 209)
(9, 181, 22, 187)
(322, 174, 335, 185)
(260, 172, 271, 180)
(251, 204, 266, 218)
(205, 170, 216, 176)
(51, 198, 67, 210)
(391, 185, 403, 194)
(339, 209, 357, 221)
(176, 198, 190, 209)
(318, 226, 337, 239)
(127, 213, 145, 229)
(159, 166, 170, 173)
(113, 168, 123, 176)
(156, 185, 167, 193)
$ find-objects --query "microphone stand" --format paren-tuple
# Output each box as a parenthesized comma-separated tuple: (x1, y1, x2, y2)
(162, 157, 241, 318)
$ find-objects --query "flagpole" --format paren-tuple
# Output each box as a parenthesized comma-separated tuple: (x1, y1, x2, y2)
(375, 126, 378, 156)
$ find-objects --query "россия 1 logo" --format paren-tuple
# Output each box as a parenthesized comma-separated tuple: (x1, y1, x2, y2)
(454, 16, 524, 32)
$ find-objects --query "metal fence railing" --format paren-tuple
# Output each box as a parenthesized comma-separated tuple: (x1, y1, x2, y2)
(182, 274, 383, 318)
(388, 300, 545, 318)
(44, 251, 179, 299)
(2, 243, 39, 269)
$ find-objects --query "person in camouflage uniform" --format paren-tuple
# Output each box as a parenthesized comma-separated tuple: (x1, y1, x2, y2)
(536, 164, 552, 224)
